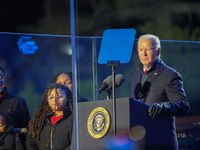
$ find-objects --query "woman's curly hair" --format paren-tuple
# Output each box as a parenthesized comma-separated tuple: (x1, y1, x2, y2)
(28, 83, 73, 141)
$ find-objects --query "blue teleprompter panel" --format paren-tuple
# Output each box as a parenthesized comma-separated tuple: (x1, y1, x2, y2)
(98, 28, 136, 64)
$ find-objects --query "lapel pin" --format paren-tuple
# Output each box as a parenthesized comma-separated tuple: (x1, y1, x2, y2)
(154, 73, 158, 75)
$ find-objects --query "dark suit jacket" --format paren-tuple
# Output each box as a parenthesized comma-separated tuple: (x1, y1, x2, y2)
(130, 59, 190, 150)
(0, 91, 31, 128)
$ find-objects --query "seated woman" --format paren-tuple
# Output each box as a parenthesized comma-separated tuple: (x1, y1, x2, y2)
(53, 71, 89, 102)
(26, 83, 73, 150)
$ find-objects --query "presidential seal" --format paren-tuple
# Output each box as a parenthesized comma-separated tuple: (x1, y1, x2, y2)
(87, 107, 110, 139)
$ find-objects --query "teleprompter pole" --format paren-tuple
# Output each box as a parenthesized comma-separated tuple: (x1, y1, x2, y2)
(107, 60, 120, 135)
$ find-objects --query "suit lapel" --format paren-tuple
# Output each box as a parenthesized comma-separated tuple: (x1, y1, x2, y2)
(139, 61, 164, 99)
(135, 59, 165, 100)
(134, 72, 142, 99)
(143, 59, 164, 86)
(146, 70, 161, 83)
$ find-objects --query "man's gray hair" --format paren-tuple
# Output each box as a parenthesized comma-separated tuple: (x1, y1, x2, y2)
(138, 34, 161, 50)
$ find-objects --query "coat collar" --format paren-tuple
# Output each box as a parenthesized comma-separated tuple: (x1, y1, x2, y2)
(46, 107, 71, 120)
(137, 58, 164, 73)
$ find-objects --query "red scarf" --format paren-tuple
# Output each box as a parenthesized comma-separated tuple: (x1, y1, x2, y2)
(50, 115, 63, 125)
(0, 88, 6, 98)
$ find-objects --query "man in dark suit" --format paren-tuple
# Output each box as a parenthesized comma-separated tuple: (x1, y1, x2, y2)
(0, 66, 31, 149)
(130, 34, 190, 150)
(0, 67, 30, 128)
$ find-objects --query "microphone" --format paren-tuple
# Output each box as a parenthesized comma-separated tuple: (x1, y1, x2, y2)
(98, 76, 112, 93)
(115, 74, 125, 87)
(106, 74, 125, 92)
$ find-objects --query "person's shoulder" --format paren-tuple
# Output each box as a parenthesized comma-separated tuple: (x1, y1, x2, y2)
(130, 70, 140, 81)
(62, 108, 74, 123)
(5, 91, 26, 103)
(132, 70, 141, 77)
(63, 108, 73, 117)
(160, 62, 182, 78)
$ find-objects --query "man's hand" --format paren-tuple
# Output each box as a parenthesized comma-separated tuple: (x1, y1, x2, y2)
(148, 103, 164, 119)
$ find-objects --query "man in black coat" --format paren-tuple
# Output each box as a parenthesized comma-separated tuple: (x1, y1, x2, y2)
(0, 67, 30, 128)
(130, 34, 190, 150)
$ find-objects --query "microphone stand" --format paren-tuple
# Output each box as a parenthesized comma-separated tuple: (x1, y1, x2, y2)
(107, 60, 120, 135)
(98, 91, 106, 100)
(106, 88, 112, 100)
(106, 92, 110, 100)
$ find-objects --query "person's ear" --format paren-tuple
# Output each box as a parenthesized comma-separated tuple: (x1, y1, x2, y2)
(157, 48, 161, 57)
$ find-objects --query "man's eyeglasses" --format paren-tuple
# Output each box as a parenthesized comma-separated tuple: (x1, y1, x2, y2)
(47, 95, 66, 102)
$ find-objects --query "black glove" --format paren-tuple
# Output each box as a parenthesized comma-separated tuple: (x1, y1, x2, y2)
(148, 100, 190, 119)
(148, 103, 164, 119)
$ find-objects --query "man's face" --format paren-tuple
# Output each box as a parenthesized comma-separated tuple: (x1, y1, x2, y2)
(138, 38, 160, 69)
(0, 70, 5, 93)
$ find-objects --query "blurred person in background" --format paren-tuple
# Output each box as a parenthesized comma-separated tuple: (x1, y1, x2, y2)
(0, 110, 27, 150)
(0, 67, 30, 128)
(0, 110, 15, 149)
(53, 71, 89, 102)
(0, 67, 30, 150)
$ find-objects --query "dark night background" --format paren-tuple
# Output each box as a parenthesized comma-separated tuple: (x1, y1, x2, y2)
(0, 0, 200, 40)
(1, 0, 200, 115)
(0, 1, 200, 148)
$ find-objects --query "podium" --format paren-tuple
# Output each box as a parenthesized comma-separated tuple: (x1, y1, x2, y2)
(71, 98, 174, 150)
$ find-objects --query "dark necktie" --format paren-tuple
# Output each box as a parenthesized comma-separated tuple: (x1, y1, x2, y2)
(141, 71, 148, 86)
